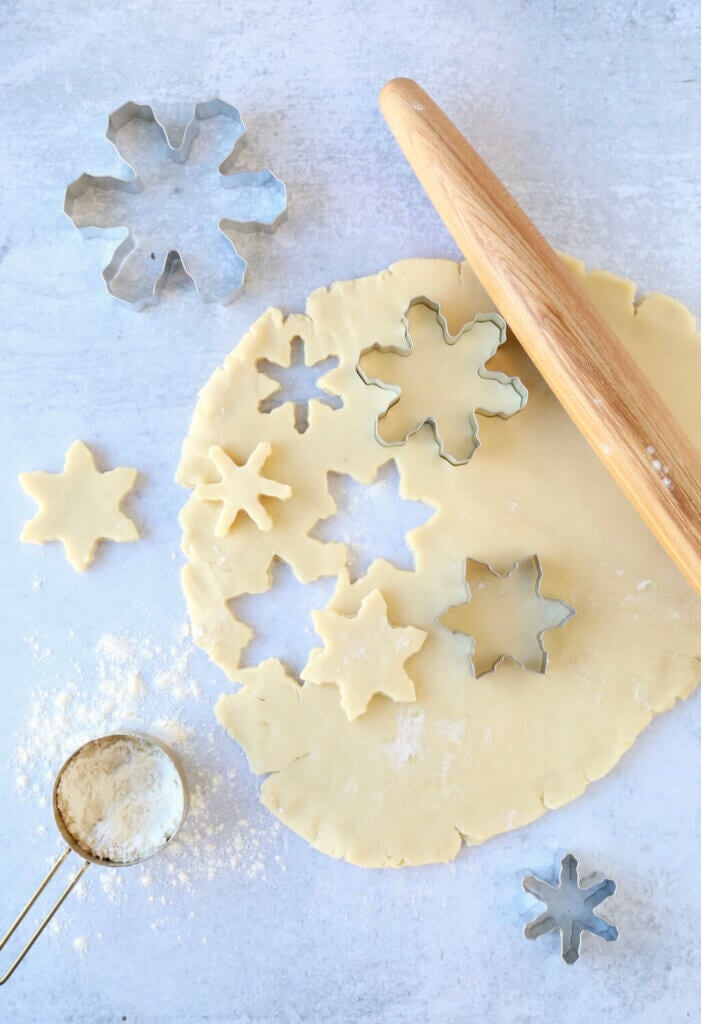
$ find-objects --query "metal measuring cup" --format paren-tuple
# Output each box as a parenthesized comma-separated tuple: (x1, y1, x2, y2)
(0, 732, 188, 984)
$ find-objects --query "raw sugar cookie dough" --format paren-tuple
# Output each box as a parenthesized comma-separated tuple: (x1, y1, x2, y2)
(177, 257, 701, 867)
(20, 441, 139, 572)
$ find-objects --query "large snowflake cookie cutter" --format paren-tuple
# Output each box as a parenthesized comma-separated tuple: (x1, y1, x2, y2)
(523, 853, 619, 964)
(64, 99, 287, 309)
(440, 554, 575, 676)
(357, 296, 528, 465)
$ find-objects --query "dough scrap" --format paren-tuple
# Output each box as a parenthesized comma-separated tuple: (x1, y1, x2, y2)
(20, 440, 139, 571)
(178, 256, 701, 867)
(301, 588, 427, 721)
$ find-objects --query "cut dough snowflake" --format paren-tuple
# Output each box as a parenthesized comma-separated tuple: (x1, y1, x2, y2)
(441, 555, 574, 676)
(301, 588, 427, 721)
(523, 853, 618, 964)
(195, 443, 292, 535)
(19, 440, 139, 572)
(358, 297, 527, 464)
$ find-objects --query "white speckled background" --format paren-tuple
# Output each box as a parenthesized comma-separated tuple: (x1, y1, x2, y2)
(1, 1, 699, 1021)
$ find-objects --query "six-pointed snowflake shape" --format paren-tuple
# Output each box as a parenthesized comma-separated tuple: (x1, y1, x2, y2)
(441, 554, 574, 676)
(231, 558, 337, 679)
(358, 297, 528, 464)
(64, 99, 287, 308)
(257, 336, 342, 434)
(19, 440, 139, 572)
(309, 461, 434, 581)
(195, 443, 292, 535)
(523, 853, 618, 964)
(301, 588, 427, 721)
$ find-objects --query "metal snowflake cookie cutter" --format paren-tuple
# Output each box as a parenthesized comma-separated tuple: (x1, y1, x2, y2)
(440, 554, 575, 676)
(64, 99, 287, 309)
(523, 853, 619, 964)
(356, 296, 528, 465)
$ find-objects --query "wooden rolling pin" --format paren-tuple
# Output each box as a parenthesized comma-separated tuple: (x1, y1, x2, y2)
(380, 77, 701, 596)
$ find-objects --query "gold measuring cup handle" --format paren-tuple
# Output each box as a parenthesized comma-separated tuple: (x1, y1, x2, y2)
(0, 846, 90, 984)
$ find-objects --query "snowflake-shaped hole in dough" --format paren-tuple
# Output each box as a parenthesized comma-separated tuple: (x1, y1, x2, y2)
(257, 336, 342, 434)
(230, 559, 337, 678)
(358, 297, 527, 464)
(309, 461, 434, 582)
(64, 100, 286, 308)
(441, 555, 574, 676)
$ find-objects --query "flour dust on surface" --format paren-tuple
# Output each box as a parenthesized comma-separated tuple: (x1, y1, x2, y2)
(12, 621, 288, 955)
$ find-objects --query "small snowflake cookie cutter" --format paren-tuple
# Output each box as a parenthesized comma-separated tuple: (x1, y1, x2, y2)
(64, 99, 287, 309)
(440, 554, 575, 676)
(357, 296, 528, 465)
(523, 853, 619, 964)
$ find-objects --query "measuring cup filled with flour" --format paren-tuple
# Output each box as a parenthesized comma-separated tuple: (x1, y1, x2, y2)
(0, 733, 188, 983)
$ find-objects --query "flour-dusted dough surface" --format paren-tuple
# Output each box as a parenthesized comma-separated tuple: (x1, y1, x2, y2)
(177, 257, 701, 867)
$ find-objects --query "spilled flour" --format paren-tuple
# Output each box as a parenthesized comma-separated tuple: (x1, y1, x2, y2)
(12, 623, 287, 953)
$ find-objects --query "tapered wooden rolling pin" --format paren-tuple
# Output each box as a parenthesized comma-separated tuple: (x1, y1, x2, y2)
(380, 77, 701, 596)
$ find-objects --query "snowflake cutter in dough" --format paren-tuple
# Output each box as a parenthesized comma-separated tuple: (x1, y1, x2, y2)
(301, 588, 427, 721)
(257, 336, 342, 433)
(523, 853, 618, 964)
(441, 555, 574, 676)
(358, 297, 528, 464)
(64, 99, 287, 308)
(194, 443, 292, 535)
(19, 440, 139, 572)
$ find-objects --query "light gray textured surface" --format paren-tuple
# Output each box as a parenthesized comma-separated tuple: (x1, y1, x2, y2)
(0, 1, 699, 1021)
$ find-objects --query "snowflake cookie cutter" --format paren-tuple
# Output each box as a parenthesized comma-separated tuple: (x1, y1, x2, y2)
(523, 853, 619, 964)
(357, 296, 528, 465)
(64, 99, 287, 309)
(440, 554, 575, 676)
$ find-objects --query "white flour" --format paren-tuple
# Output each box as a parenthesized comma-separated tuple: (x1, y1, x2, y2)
(13, 622, 286, 954)
(386, 706, 426, 768)
(56, 736, 185, 863)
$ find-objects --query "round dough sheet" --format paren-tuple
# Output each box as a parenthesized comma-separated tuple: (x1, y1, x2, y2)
(177, 256, 701, 867)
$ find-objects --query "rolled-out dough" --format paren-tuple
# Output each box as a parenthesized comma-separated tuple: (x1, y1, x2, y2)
(177, 256, 701, 867)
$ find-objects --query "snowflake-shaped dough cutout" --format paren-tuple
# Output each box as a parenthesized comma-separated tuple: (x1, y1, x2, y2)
(441, 555, 574, 676)
(358, 297, 527, 463)
(301, 588, 427, 721)
(523, 853, 618, 964)
(64, 99, 287, 308)
(195, 443, 292, 535)
(19, 440, 139, 572)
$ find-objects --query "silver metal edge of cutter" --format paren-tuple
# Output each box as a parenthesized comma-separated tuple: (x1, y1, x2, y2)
(356, 294, 529, 465)
(63, 98, 287, 309)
